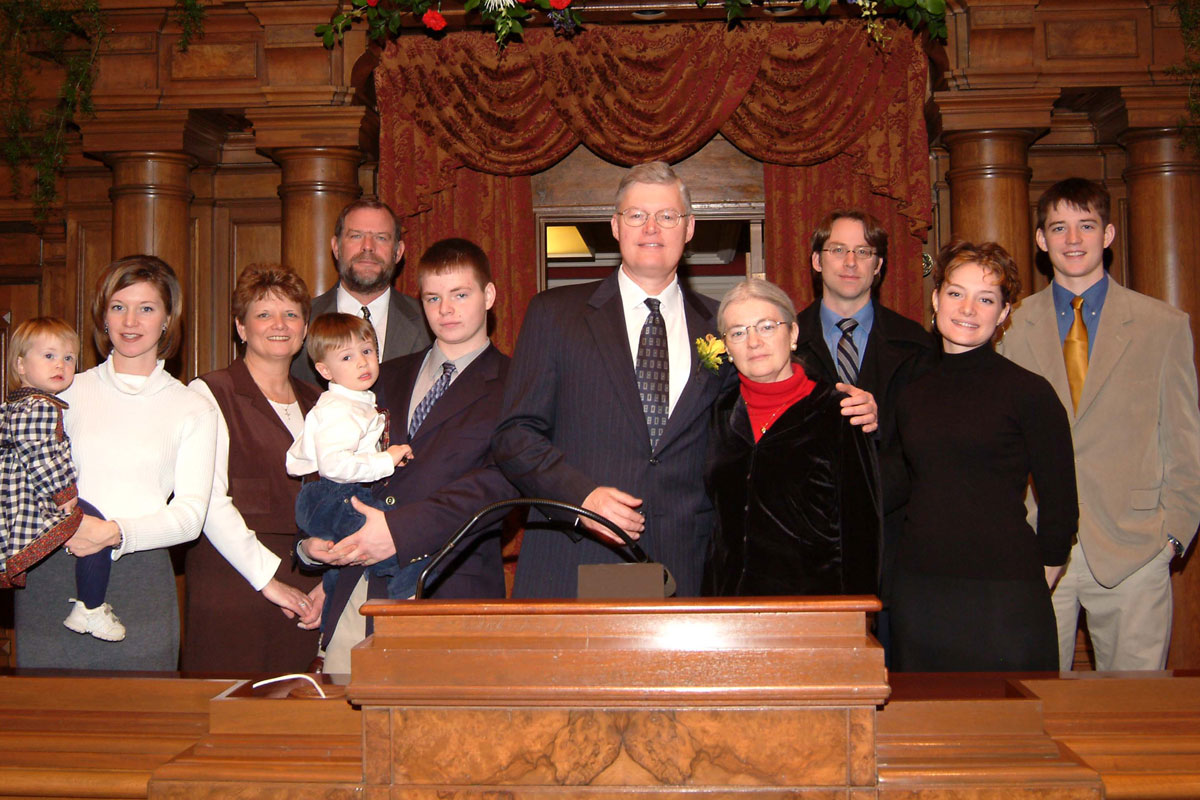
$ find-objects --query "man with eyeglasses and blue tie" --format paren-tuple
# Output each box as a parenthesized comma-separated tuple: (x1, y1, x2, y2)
(493, 165, 879, 598)
(794, 209, 932, 658)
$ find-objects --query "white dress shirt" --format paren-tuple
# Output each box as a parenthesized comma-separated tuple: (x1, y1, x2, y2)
(285, 382, 394, 483)
(336, 285, 391, 359)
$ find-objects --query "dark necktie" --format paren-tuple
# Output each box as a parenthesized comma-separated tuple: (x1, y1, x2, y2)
(408, 361, 455, 438)
(836, 317, 860, 385)
(361, 305, 371, 322)
(635, 298, 670, 450)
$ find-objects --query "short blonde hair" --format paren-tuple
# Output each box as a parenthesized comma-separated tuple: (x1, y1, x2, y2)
(7, 317, 80, 394)
(90, 255, 184, 359)
(306, 312, 377, 365)
(615, 161, 693, 216)
(717, 279, 798, 335)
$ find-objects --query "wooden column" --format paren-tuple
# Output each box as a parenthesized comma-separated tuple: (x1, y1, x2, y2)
(1120, 126, 1200, 670)
(944, 129, 1039, 295)
(247, 107, 371, 297)
(1121, 129, 1200, 323)
(273, 147, 363, 297)
(107, 152, 195, 274)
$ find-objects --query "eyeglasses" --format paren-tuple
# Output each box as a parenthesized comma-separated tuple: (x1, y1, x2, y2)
(822, 245, 877, 260)
(723, 320, 791, 343)
(616, 208, 688, 228)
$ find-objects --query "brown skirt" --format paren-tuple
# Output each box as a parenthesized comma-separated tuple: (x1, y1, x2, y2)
(181, 531, 322, 674)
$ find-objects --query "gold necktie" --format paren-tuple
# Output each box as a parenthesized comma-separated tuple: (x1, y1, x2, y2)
(1064, 295, 1088, 412)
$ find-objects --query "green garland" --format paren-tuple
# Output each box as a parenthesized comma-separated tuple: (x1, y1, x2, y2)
(317, 0, 946, 50)
(0, 0, 104, 218)
(1177, 0, 1200, 152)
(173, 0, 205, 51)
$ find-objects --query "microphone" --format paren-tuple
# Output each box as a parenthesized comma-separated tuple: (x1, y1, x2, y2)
(413, 497, 673, 599)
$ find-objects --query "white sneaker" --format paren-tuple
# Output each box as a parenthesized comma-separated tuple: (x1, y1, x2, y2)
(63, 599, 126, 642)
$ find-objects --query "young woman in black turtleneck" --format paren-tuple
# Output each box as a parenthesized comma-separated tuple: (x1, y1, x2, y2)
(891, 241, 1077, 672)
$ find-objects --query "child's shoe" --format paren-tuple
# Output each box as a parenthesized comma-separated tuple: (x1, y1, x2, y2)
(63, 599, 126, 642)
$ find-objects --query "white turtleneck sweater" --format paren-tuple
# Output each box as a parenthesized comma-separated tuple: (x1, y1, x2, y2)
(61, 357, 217, 560)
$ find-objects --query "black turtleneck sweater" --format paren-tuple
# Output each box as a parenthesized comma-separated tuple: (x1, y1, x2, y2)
(895, 345, 1077, 581)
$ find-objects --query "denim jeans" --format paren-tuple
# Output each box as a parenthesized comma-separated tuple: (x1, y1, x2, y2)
(295, 478, 431, 603)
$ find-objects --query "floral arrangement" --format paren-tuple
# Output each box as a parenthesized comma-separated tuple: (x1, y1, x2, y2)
(317, 0, 945, 48)
(696, 334, 727, 374)
(318, 0, 582, 47)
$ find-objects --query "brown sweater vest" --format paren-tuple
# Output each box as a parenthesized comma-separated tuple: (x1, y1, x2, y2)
(198, 359, 321, 535)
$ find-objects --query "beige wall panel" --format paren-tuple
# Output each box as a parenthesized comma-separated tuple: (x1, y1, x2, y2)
(266, 46, 334, 86)
(970, 29, 1036, 70)
(94, 54, 159, 93)
(169, 43, 259, 81)
(1044, 19, 1139, 59)
(532, 138, 763, 213)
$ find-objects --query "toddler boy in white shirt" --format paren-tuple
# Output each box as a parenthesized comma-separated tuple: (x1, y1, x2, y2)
(287, 313, 426, 603)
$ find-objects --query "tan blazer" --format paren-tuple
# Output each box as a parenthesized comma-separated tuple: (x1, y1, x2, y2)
(998, 280, 1200, 587)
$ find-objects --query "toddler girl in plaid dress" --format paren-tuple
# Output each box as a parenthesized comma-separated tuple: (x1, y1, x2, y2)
(0, 318, 125, 641)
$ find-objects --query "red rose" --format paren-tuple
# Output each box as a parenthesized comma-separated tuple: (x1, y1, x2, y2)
(422, 8, 447, 29)
(549, 0, 570, 8)
(367, 0, 379, 6)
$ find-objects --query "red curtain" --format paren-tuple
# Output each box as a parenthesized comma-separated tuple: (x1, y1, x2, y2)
(376, 19, 933, 353)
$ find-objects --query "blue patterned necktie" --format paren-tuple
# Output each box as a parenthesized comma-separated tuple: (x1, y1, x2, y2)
(836, 317, 860, 385)
(408, 361, 455, 438)
(636, 298, 670, 450)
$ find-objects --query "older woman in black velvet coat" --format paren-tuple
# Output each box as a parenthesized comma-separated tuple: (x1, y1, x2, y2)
(702, 279, 882, 597)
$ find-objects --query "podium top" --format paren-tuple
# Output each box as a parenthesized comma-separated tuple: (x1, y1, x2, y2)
(350, 596, 888, 708)
(360, 596, 884, 617)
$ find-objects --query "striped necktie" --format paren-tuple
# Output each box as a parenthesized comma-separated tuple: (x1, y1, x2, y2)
(836, 317, 860, 385)
(408, 361, 455, 438)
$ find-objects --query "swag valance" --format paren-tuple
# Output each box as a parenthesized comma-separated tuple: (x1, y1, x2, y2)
(377, 20, 932, 351)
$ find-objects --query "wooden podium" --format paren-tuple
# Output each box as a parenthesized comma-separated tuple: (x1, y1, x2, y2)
(10, 598, 1200, 799)
(348, 596, 889, 797)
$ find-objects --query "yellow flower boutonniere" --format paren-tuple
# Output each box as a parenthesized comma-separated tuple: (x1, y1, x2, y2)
(696, 334, 726, 374)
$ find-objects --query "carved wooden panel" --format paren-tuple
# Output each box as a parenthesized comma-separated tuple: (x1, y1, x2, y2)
(70, 213, 113, 370)
(199, 202, 281, 374)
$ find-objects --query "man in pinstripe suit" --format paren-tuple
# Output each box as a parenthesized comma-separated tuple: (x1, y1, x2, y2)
(492, 162, 877, 598)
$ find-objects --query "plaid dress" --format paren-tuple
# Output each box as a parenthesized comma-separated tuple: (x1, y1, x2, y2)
(0, 388, 82, 587)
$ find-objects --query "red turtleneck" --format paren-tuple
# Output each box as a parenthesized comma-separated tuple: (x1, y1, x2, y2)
(739, 363, 817, 442)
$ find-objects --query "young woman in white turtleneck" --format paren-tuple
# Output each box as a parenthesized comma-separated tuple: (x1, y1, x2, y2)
(14, 256, 216, 670)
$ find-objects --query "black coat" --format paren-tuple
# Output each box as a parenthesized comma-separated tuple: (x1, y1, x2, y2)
(794, 300, 933, 601)
(702, 377, 882, 597)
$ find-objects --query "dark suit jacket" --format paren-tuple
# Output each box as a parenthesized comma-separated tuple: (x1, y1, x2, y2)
(291, 285, 431, 385)
(491, 272, 730, 598)
(794, 298, 932, 601)
(322, 343, 511, 646)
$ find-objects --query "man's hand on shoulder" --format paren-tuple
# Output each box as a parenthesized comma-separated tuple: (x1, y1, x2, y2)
(837, 383, 879, 433)
(581, 486, 645, 543)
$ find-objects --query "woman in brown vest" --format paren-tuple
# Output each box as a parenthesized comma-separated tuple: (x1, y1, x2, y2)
(183, 264, 323, 672)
